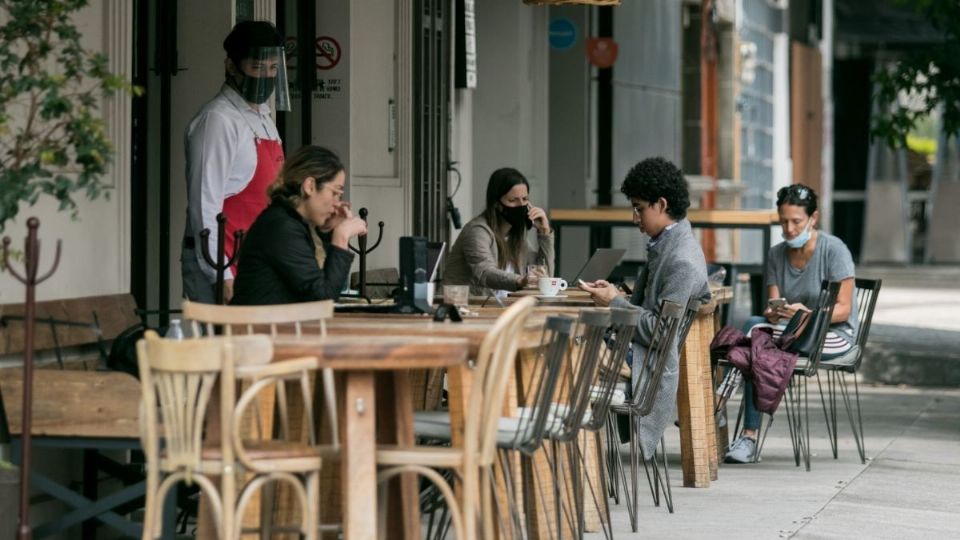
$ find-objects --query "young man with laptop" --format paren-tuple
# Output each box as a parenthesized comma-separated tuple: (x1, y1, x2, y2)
(579, 157, 711, 458)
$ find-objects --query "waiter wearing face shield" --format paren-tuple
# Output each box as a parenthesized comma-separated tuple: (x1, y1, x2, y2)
(181, 20, 291, 303)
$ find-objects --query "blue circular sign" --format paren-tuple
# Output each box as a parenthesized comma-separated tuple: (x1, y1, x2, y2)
(549, 18, 577, 51)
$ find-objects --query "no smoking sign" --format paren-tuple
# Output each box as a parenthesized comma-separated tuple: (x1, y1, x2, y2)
(315, 36, 341, 70)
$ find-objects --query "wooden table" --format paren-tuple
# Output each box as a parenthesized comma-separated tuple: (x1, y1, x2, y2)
(0, 368, 150, 539)
(271, 335, 470, 540)
(326, 315, 579, 538)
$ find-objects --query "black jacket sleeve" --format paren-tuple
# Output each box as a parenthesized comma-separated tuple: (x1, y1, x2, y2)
(266, 218, 355, 301)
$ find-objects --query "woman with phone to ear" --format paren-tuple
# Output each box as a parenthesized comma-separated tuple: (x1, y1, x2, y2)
(724, 183, 857, 464)
(443, 167, 554, 297)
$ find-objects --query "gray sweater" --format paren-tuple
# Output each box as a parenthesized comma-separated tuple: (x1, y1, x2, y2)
(444, 215, 555, 295)
(610, 218, 710, 458)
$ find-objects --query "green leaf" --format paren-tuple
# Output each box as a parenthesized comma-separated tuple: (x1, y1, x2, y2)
(0, 0, 135, 231)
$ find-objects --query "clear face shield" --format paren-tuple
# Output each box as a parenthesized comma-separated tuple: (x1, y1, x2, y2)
(233, 46, 290, 111)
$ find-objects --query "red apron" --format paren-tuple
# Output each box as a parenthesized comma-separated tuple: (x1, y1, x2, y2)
(222, 137, 284, 276)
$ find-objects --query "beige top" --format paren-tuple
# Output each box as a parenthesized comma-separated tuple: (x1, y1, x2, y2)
(443, 215, 555, 295)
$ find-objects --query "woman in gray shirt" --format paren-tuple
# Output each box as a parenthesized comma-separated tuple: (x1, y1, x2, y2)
(443, 168, 554, 296)
(725, 183, 857, 463)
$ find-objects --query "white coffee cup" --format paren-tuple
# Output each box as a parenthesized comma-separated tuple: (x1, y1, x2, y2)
(538, 277, 568, 297)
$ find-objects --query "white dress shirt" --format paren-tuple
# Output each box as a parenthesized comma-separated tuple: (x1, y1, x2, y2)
(183, 84, 281, 282)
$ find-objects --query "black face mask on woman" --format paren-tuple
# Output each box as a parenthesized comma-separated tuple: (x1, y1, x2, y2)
(498, 204, 533, 230)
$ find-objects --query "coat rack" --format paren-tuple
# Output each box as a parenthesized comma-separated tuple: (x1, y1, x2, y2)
(199, 212, 244, 305)
(2, 217, 62, 540)
(348, 208, 384, 299)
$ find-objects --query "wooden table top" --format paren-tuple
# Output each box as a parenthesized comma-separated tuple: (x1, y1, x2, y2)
(0, 368, 141, 439)
(272, 335, 470, 370)
(325, 317, 546, 356)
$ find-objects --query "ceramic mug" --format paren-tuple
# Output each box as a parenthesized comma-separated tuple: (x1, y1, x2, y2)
(538, 277, 568, 297)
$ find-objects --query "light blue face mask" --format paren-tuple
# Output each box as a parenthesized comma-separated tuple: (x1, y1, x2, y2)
(784, 223, 811, 248)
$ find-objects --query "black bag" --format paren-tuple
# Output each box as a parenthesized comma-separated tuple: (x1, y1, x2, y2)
(107, 323, 148, 378)
(779, 308, 822, 357)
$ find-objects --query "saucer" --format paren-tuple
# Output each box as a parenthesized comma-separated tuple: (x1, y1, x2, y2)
(535, 294, 568, 299)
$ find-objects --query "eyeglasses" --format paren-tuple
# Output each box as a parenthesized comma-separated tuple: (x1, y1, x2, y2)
(322, 184, 345, 200)
(632, 204, 650, 216)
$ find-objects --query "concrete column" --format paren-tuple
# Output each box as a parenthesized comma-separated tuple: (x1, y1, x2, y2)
(861, 139, 910, 263)
(925, 133, 960, 262)
(610, 0, 682, 262)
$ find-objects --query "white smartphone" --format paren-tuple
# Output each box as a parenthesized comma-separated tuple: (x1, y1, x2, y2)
(577, 279, 588, 287)
(767, 297, 787, 310)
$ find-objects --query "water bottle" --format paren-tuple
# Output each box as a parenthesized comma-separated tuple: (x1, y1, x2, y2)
(707, 266, 727, 288)
(165, 319, 185, 340)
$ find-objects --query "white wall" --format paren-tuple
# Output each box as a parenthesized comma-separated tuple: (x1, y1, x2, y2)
(470, 0, 550, 220)
(0, 0, 132, 303)
(343, 0, 411, 274)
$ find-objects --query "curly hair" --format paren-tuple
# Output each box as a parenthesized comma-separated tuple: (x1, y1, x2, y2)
(620, 157, 690, 220)
(776, 184, 818, 216)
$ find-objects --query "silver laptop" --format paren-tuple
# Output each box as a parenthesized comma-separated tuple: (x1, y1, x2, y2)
(572, 248, 626, 283)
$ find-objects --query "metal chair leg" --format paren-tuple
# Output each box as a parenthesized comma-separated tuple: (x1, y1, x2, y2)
(839, 370, 866, 463)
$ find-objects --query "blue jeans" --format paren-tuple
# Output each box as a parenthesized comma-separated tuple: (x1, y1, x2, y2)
(740, 316, 766, 431)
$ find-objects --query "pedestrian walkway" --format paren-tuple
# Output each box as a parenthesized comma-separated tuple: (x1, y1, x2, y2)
(587, 385, 960, 539)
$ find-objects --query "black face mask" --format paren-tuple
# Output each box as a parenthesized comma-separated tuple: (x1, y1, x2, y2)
(498, 204, 533, 230)
(239, 75, 276, 104)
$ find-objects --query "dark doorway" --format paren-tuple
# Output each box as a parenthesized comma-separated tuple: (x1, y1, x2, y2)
(414, 0, 450, 243)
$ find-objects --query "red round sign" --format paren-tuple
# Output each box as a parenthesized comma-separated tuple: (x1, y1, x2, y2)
(315, 36, 342, 70)
(586, 37, 619, 69)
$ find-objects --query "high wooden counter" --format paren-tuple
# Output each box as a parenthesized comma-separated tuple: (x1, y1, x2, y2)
(549, 207, 779, 305)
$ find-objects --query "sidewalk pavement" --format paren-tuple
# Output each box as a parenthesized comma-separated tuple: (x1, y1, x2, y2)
(588, 385, 960, 539)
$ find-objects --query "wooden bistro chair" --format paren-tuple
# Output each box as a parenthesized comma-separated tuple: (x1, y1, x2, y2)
(607, 300, 684, 530)
(181, 300, 338, 536)
(816, 278, 882, 464)
(137, 331, 322, 540)
(376, 296, 538, 540)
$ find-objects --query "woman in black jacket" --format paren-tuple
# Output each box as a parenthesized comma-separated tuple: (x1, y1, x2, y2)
(231, 145, 367, 305)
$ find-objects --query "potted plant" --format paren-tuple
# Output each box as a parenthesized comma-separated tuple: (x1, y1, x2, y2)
(0, 0, 141, 233)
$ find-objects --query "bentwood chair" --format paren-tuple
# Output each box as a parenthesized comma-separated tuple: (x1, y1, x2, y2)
(607, 300, 684, 530)
(181, 300, 339, 535)
(816, 278, 882, 464)
(137, 332, 322, 540)
(376, 296, 538, 540)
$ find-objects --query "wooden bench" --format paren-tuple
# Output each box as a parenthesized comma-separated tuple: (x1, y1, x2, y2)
(0, 293, 153, 539)
(0, 293, 141, 368)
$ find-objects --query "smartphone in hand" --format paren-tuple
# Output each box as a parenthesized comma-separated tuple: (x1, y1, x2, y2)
(767, 297, 787, 311)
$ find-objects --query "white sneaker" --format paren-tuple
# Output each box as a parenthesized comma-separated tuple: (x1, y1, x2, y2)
(724, 436, 757, 464)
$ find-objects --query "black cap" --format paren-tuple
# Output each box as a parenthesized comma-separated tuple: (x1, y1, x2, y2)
(223, 20, 283, 64)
